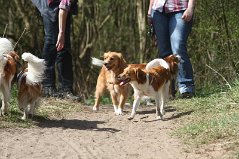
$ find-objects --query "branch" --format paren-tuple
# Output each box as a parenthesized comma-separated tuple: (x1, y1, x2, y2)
(14, 28, 27, 49)
(98, 14, 111, 30)
(2, 24, 8, 37)
(206, 64, 231, 89)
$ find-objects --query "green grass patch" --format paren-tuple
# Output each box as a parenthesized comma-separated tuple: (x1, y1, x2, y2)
(0, 85, 81, 129)
(0, 85, 34, 128)
(84, 95, 112, 106)
(171, 80, 239, 157)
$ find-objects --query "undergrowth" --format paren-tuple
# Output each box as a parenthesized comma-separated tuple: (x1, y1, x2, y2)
(171, 80, 239, 157)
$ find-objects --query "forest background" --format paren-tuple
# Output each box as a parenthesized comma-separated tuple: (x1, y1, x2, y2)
(1, 0, 239, 99)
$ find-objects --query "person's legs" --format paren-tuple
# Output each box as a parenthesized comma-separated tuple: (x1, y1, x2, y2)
(152, 11, 172, 58)
(55, 15, 80, 101)
(169, 11, 195, 95)
(56, 14, 73, 92)
(56, 50, 73, 92)
(41, 15, 59, 96)
(152, 11, 177, 96)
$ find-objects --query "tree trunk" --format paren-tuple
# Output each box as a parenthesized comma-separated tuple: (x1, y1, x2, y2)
(136, 0, 147, 63)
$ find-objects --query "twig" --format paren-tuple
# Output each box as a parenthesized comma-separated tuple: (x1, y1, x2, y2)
(206, 64, 231, 89)
(2, 24, 8, 37)
(14, 28, 27, 49)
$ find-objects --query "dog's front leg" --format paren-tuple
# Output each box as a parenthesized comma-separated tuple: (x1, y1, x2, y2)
(117, 93, 128, 115)
(0, 101, 8, 116)
(93, 94, 101, 111)
(128, 95, 141, 120)
(0, 86, 10, 116)
(110, 92, 119, 115)
(29, 102, 36, 118)
(93, 81, 106, 111)
(21, 106, 28, 120)
(0, 100, 8, 116)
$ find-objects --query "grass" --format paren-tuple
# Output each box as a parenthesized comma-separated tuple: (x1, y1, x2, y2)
(0, 85, 33, 128)
(0, 85, 81, 129)
(171, 80, 239, 157)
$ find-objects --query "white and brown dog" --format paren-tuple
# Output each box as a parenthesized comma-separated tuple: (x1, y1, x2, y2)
(118, 54, 180, 120)
(17, 52, 45, 120)
(0, 38, 19, 116)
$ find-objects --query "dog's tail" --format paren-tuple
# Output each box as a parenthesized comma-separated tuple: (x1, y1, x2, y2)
(91, 57, 105, 67)
(146, 58, 169, 70)
(0, 38, 14, 55)
(21, 52, 46, 85)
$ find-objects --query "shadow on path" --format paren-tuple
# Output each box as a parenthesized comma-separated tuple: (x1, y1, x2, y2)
(33, 116, 120, 133)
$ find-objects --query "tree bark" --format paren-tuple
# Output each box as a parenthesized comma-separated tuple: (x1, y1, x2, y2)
(136, 0, 147, 63)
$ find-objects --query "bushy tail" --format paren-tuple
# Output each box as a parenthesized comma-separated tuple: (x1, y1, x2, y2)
(21, 52, 46, 85)
(0, 38, 14, 56)
(91, 57, 105, 67)
(146, 58, 169, 70)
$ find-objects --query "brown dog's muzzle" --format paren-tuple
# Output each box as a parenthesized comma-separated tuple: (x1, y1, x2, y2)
(104, 63, 113, 70)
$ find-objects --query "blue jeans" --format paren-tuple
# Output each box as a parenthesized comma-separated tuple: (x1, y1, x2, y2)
(42, 14, 73, 92)
(152, 10, 195, 94)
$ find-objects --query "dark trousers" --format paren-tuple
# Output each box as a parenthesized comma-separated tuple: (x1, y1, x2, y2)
(42, 13, 73, 92)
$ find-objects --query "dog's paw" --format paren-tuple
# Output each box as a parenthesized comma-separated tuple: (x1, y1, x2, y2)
(156, 115, 164, 121)
(116, 108, 123, 115)
(113, 105, 118, 113)
(92, 106, 99, 112)
(127, 113, 135, 120)
(127, 116, 134, 120)
(21, 116, 27, 120)
(0, 110, 7, 116)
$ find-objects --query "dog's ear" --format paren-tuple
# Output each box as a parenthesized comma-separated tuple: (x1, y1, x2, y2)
(8, 51, 20, 62)
(14, 53, 20, 62)
(118, 53, 127, 68)
(135, 68, 146, 84)
(171, 61, 179, 75)
(103, 52, 109, 59)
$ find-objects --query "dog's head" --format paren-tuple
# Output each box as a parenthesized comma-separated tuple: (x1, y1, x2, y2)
(118, 65, 146, 86)
(5, 51, 20, 70)
(164, 54, 181, 77)
(8, 51, 20, 62)
(3, 51, 21, 84)
(103, 51, 127, 71)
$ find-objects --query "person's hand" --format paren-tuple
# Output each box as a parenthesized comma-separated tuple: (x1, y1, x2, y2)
(182, 8, 194, 22)
(56, 32, 65, 51)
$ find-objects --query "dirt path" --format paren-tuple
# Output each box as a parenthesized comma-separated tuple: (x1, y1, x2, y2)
(0, 104, 210, 159)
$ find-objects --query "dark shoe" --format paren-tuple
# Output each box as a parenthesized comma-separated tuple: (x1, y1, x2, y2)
(181, 92, 194, 99)
(42, 87, 63, 98)
(62, 91, 81, 102)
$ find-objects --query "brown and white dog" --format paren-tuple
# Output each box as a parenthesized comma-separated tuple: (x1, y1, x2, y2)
(91, 51, 130, 115)
(17, 52, 45, 120)
(118, 54, 180, 120)
(0, 38, 19, 116)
